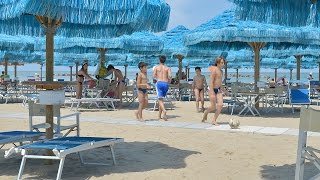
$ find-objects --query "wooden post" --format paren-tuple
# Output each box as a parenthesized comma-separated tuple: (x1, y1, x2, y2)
(69, 66, 73, 81)
(294, 55, 302, 80)
(35, 16, 62, 160)
(13, 62, 18, 78)
(4, 57, 8, 75)
(248, 42, 266, 109)
(124, 64, 128, 79)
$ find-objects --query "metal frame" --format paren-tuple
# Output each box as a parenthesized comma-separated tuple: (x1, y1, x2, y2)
(15, 137, 124, 180)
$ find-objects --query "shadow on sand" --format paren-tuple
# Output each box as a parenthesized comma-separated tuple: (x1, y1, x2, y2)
(0, 141, 200, 179)
(260, 162, 319, 180)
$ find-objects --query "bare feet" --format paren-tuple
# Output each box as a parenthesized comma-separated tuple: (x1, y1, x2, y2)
(135, 111, 139, 120)
(212, 120, 219, 126)
(201, 107, 205, 113)
(162, 111, 168, 121)
(202, 111, 207, 122)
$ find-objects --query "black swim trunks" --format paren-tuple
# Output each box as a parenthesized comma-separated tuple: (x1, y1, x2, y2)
(213, 87, 221, 94)
(138, 88, 147, 94)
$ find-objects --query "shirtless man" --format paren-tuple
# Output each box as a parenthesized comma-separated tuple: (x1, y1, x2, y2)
(192, 67, 207, 112)
(135, 62, 150, 121)
(107, 65, 125, 106)
(202, 56, 225, 125)
(153, 55, 172, 121)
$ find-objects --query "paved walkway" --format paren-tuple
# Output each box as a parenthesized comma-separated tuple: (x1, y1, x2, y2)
(1, 113, 318, 137)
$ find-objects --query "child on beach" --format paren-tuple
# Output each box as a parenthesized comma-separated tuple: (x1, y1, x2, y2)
(192, 67, 207, 112)
(135, 62, 150, 121)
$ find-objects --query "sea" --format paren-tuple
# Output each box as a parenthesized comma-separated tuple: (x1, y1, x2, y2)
(2, 63, 319, 83)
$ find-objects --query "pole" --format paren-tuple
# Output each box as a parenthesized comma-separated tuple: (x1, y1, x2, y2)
(236, 68, 239, 82)
(248, 42, 266, 109)
(69, 66, 73, 81)
(4, 57, 8, 75)
(274, 68, 278, 82)
(224, 61, 228, 84)
(294, 55, 302, 80)
(40, 63, 43, 82)
(290, 69, 293, 80)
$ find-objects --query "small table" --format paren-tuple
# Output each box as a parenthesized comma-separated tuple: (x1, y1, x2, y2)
(237, 92, 266, 116)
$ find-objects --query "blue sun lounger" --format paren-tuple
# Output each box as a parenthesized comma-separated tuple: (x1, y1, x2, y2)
(14, 136, 124, 180)
(0, 131, 45, 159)
(0, 131, 45, 151)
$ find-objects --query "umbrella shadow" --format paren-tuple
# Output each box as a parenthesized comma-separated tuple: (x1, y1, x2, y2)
(260, 162, 319, 180)
(0, 141, 200, 179)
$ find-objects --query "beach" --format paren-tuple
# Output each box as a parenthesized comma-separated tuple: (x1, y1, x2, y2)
(1, 101, 320, 179)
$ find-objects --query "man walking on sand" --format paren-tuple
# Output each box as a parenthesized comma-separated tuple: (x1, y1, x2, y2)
(153, 55, 172, 121)
(202, 56, 226, 125)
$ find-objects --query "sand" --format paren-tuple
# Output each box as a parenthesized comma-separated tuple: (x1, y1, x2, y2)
(0, 101, 320, 180)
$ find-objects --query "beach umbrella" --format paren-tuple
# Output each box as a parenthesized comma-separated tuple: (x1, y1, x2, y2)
(0, 0, 170, 141)
(228, 0, 319, 27)
(185, 10, 320, 93)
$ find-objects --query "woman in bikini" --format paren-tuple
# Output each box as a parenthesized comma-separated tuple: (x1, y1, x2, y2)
(192, 67, 207, 112)
(76, 63, 94, 99)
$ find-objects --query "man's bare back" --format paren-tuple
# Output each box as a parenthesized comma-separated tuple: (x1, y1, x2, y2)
(153, 65, 171, 82)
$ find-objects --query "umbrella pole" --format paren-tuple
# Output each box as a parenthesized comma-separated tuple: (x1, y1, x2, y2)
(274, 68, 277, 82)
(290, 69, 293, 80)
(69, 66, 73, 81)
(248, 42, 266, 109)
(40, 63, 43, 82)
(35, 16, 62, 161)
(13, 62, 17, 79)
(187, 67, 190, 80)
(294, 55, 302, 80)
(4, 57, 8, 75)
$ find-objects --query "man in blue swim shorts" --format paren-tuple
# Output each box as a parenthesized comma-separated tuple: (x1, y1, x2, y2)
(153, 55, 172, 121)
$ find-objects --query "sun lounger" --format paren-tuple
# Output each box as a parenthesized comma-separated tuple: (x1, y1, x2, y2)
(0, 131, 45, 158)
(70, 97, 120, 111)
(14, 136, 124, 180)
(0, 131, 45, 150)
(295, 106, 320, 180)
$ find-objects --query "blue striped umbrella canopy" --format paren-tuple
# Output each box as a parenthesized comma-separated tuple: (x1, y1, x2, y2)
(161, 25, 190, 57)
(0, 0, 171, 38)
(228, 0, 320, 27)
(185, 10, 320, 90)
(0, 34, 35, 52)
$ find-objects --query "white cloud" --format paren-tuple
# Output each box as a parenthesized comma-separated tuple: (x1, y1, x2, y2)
(165, 0, 233, 30)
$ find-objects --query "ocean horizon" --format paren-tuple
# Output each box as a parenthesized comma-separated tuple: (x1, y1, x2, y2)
(2, 63, 319, 83)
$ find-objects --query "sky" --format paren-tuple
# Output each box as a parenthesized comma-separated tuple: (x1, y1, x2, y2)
(165, 0, 234, 30)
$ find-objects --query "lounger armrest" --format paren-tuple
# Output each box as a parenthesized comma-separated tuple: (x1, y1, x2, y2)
(60, 112, 80, 119)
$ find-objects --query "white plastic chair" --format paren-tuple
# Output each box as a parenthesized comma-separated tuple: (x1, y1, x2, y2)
(295, 106, 320, 180)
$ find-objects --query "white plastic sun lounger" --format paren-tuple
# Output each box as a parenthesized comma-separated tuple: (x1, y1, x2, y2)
(70, 97, 120, 111)
(14, 136, 124, 180)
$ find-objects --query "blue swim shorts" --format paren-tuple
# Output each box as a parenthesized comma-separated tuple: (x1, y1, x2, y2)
(156, 81, 169, 99)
